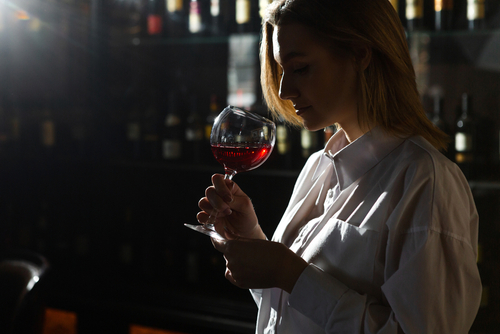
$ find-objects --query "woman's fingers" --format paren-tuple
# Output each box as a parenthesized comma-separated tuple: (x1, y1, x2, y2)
(205, 186, 232, 216)
(212, 174, 234, 203)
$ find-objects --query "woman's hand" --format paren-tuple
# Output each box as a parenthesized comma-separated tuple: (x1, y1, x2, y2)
(212, 238, 308, 293)
(197, 174, 266, 240)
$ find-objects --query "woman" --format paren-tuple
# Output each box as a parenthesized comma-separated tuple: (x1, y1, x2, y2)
(197, 0, 481, 333)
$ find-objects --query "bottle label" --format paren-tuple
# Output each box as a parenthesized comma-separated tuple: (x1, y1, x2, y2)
(147, 14, 163, 35)
(467, 0, 485, 20)
(42, 120, 56, 147)
(127, 122, 141, 141)
(406, 0, 424, 19)
(189, 1, 202, 33)
(435, 0, 454, 11)
(162, 139, 181, 159)
(236, 0, 251, 24)
(455, 132, 472, 152)
(167, 0, 183, 13)
(211, 0, 220, 17)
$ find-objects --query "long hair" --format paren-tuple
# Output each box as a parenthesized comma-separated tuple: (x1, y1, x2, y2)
(260, 0, 449, 151)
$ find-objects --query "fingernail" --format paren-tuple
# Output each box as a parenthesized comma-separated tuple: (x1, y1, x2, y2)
(223, 208, 232, 216)
(224, 195, 233, 203)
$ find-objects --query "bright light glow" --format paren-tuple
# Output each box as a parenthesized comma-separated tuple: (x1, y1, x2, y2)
(16, 10, 30, 21)
(26, 275, 39, 291)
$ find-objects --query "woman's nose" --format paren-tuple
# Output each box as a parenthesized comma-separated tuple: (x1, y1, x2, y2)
(278, 74, 299, 101)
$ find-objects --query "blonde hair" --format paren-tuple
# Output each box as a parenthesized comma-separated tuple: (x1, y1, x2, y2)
(260, 0, 449, 150)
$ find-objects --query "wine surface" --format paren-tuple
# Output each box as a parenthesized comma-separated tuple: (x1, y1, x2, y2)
(211, 143, 273, 173)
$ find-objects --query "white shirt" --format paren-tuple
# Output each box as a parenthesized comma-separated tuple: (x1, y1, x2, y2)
(251, 127, 481, 334)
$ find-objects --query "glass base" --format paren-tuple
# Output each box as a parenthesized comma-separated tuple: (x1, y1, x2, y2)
(184, 223, 226, 241)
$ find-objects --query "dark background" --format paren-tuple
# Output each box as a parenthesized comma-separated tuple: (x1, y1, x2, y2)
(0, 0, 500, 333)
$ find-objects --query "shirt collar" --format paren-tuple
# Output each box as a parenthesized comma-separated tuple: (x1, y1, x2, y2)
(313, 127, 405, 191)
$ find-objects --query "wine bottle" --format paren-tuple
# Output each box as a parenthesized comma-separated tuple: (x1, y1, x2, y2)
(203, 94, 220, 164)
(0, 97, 8, 157)
(189, 0, 203, 34)
(142, 92, 161, 160)
(235, 0, 259, 33)
(435, 0, 454, 30)
(147, 0, 163, 36)
(204, 94, 219, 141)
(431, 96, 450, 134)
(40, 103, 56, 156)
(184, 96, 204, 163)
(275, 116, 292, 169)
(165, 0, 188, 37)
(301, 128, 318, 159)
(406, 0, 425, 31)
(431, 95, 455, 159)
(209, 0, 223, 35)
(126, 105, 142, 160)
(162, 91, 183, 161)
(467, 0, 485, 30)
(455, 93, 475, 165)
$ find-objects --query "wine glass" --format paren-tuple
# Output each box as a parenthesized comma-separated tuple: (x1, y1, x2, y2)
(184, 105, 276, 240)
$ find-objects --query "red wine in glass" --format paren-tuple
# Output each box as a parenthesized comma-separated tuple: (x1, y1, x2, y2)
(211, 143, 273, 174)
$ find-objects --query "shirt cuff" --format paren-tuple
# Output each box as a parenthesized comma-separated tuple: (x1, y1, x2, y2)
(288, 264, 349, 326)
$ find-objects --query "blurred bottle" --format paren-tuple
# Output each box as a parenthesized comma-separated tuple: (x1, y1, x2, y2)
(406, 0, 425, 31)
(431, 96, 450, 134)
(142, 92, 161, 160)
(203, 94, 220, 164)
(455, 93, 475, 166)
(467, 0, 485, 30)
(68, 104, 89, 159)
(275, 116, 293, 169)
(164, 0, 188, 37)
(40, 102, 56, 156)
(110, 0, 142, 41)
(209, 0, 236, 36)
(435, 0, 454, 30)
(118, 207, 136, 271)
(209, 0, 222, 35)
(147, 0, 164, 36)
(0, 97, 8, 157)
(301, 128, 318, 159)
(184, 96, 204, 163)
(430, 96, 454, 159)
(126, 105, 142, 160)
(236, 0, 259, 33)
(204, 94, 219, 141)
(162, 91, 183, 161)
(189, 0, 210, 35)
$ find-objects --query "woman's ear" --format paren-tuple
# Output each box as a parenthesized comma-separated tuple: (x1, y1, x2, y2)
(354, 46, 372, 71)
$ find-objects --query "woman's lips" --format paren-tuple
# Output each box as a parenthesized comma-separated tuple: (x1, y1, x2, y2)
(295, 106, 310, 116)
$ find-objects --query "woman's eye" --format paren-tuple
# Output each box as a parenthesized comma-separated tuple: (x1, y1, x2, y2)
(294, 66, 308, 74)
